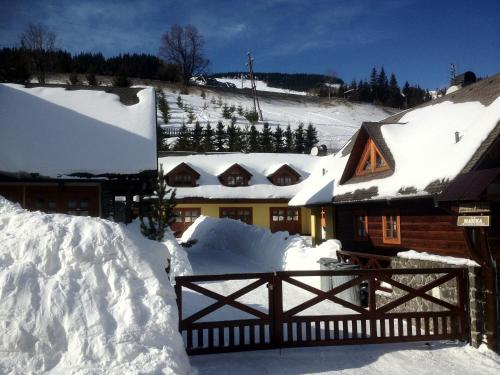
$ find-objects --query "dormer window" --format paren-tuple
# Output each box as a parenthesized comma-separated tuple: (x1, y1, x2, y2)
(166, 163, 200, 187)
(268, 164, 301, 186)
(227, 174, 245, 186)
(218, 164, 252, 187)
(276, 175, 293, 186)
(355, 139, 389, 176)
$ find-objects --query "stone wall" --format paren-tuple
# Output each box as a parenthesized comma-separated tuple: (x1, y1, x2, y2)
(376, 256, 485, 347)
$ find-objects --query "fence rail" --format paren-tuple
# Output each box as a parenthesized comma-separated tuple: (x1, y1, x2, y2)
(175, 268, 468, 355)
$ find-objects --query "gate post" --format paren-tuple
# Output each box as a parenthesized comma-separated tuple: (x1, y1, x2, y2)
(175, 278, 182, 332)
(457, 268, 469, 341)
(269, 273, 283, 348)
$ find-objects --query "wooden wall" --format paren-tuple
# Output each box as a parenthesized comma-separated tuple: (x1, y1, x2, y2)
(335, 199, 468, 257)
(488, 202, 500, 260)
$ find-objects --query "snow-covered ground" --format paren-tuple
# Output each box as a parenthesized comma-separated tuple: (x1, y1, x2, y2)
(161, 86, 393, 151)
(0, 197, 191, 374)
(215, 77, 308, 96)
(180, 217, 500, 375)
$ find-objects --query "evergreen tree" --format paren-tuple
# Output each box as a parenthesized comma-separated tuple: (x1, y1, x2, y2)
(176, 94, 183, 108)
(376, 66, 389, 103)
(260, 122, 273, 152)
(191, 121, 204, 152)
(369, 66, 378, 101)
(226, 123, 239, 151)
(174, 122, 191, 150)
(387, 73, 403, 108)
(305, 122, 319, 153)
(215, 121, 226, 151)
(202, 122, 214, 152)
(157, 125, 168, 152)
(157, 89, 171, 123)
(139, 165, 176, 242)
(69, 73, 79, 85)
(273, 125, 284, 152)
(222, 103, 232, 119)
(294, 122, 306, 154)
(284, 125, 294, 152)
(248, 124, 260, 152)
(85, 71, 97, 86)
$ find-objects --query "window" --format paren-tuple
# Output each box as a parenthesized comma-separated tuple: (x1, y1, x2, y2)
(226, 175, 245, 187)
(67, 197, 90, 216)
(382, 212, 401, 244)
(171, 208, 201, 236)
(355, 139, 389, 176)
(353, 211, 368, 241)
(276, 175, 293, 186)
(173, 174, 193, 184)
(220, 207, 253, 224)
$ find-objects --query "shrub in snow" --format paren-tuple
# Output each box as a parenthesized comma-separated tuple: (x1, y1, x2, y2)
(0, 196, 191, 374)
(140, 166, 177, 242)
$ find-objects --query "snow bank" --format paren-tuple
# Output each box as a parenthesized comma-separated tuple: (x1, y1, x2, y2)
(127, 219, 193, 280)
(181, 216, 341, 287)
(397, 250, 480, 267)
(0, 197, 191, 374)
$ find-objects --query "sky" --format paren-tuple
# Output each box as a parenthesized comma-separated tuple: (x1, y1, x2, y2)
(1, 0, 499, 89)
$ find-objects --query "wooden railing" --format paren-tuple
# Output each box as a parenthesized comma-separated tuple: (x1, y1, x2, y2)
(175, 268, 467, 355)
(336, 250, 392, 269)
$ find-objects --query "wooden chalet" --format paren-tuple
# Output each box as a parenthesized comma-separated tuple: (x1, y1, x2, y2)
(0, 83, 158, 222)
(291, 73, 500, 350)
(159, 153, 323, 236)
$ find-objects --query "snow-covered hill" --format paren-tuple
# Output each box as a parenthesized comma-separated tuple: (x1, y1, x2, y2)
(215, 77, 308, 95)
(159, 85, 395, 151)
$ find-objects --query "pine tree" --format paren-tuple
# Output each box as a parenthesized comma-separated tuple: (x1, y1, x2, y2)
(369, 66, 378, 102)
(305, 122, 319, 153)
(260, 122, 273, 152)
(284, 125, 294, 152)
(192, 121, 204, 152)
(202, 122, 214, 152)
(139, 165, 176, 242)
(273, 125, 284, 152)
(157, 125, 168, 152)
(174, 122, 191, 150)
(294, 122, 306, 154)
(226, 123, 239, 151)
(377, 67, 389, 104)
(388, 73, 403, 108)
(176, 94, 183, 108)
(222, 103, 232, 119)
(248, 124, 260, 152)
(157, 89, 171, 124)
(215, 121, 226, 151)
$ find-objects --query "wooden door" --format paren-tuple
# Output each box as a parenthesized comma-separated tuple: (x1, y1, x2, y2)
(270, 207, 300, 234)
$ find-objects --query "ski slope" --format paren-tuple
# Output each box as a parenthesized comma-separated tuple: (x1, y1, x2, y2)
(160, 86, 394, 151)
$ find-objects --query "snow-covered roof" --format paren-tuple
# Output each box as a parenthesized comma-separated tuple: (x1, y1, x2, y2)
(159, 153, 322, 200)
(0, 84, 157, 178)
(291, 74, 500, 206)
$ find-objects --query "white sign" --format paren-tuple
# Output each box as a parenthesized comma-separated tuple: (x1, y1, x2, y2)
(457, 216, 490, 227)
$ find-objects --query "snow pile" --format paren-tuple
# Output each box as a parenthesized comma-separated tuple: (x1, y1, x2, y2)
(0, 84, 157, 177)
(127, 219, 193, 280)
(181, 216, 341, 286)
(397, 250, 480, 267)
(0, 197, 191, 374)
(215, 77, 307, 96)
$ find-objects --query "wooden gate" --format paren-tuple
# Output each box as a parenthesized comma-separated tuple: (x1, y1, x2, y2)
(175, 268, 468, 355)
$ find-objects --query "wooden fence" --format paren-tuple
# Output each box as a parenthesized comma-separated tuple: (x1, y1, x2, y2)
(175, 268, 468, 355)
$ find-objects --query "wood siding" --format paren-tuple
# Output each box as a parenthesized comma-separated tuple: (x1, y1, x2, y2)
(335, 199, 468, 257)
(488, 202, 500, 260)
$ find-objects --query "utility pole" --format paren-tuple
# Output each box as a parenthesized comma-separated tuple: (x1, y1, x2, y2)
(450, 63, 456, 85)
(246, 52, 263, 121)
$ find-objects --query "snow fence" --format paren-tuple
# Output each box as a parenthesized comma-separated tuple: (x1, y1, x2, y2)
(0, 197, 191, 374)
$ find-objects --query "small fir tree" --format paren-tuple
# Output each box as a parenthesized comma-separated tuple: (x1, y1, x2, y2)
(237, 105, 244, 116)
(157, 89, 171, 124)
(248, 124, 260, 152)
(202, 122, 214, 152)
(294, 122, 306, 154)
(226, 123, 239, 151)
(273, 125, 284, 152)
(222, 103, 232, 119)
(139, 166, 176, 242)
(69, 73, 79, 85)
(191, 121, 204, 152)
(176, 95, 183, 108)
(174, 122, 191, 150)
(304, 122, 319, 154)
(86, 72, 97, 86)
(215, 121, 226, 151)
(260, 122, 273, 152)
(284, 125, 294, 152)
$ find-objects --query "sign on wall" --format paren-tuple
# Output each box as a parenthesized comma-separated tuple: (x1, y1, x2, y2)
(457, 215, 490, 227)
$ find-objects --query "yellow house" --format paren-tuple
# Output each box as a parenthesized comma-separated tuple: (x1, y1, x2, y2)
(158, 153, 322, 236)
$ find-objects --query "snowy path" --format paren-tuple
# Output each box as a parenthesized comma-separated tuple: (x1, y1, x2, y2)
(184, 245, 499, 375)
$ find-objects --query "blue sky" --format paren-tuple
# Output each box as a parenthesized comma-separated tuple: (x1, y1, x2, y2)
(1, 0, 499, 88)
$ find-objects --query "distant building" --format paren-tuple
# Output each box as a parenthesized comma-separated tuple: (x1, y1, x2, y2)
(0, 84, 158, 222)
(159, 153, 322, 236)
